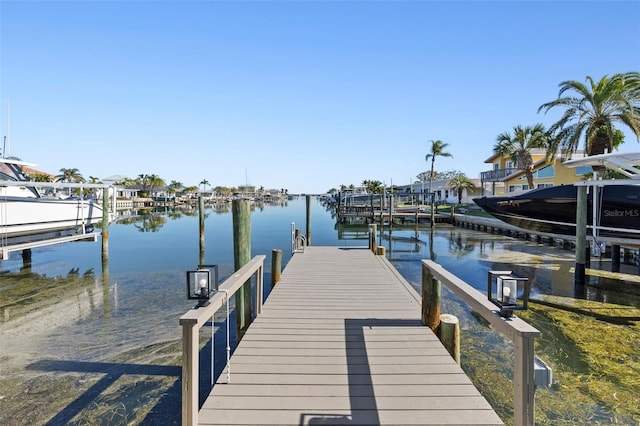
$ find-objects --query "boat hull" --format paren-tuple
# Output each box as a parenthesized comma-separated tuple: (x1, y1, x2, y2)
(0, 196, 107, 238)
(473, 184, 640, 241)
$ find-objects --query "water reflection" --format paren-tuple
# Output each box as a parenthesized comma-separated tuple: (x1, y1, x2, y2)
(382, 225, 640, 308)
(447, 230, 476, 258)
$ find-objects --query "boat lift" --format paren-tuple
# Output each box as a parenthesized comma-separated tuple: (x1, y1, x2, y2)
(563, 151, 640, 255)
(0, 181, 116, 260)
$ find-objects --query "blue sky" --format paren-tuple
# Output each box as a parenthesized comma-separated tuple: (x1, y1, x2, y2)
(1, 1, 639, 194)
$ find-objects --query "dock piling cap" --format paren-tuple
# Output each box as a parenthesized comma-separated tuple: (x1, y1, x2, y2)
(440, 314, 459, 324)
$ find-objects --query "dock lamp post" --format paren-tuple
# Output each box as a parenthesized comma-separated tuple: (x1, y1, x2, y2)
(186, 264, 219, 308)
(487, 270, 530, 317)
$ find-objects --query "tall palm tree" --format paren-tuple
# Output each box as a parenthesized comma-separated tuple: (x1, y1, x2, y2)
(425, 140, 453, 191)
(538, 72, 640, 158)
(199, 179, 210, 193)
(425, 140, 452, 227)
(425, 140, 452, 197)
(494, 124, 548, 189)
(449, 174, 476, 204)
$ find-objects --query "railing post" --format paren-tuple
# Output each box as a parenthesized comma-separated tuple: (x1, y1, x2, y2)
(422, 259, 540, 425)
(256, 263, 263, 315)
(180, 255, 266, 425)
(421, 261, 441, 331)
(514, 334, 536, 426)
(181, 319, 199, 426)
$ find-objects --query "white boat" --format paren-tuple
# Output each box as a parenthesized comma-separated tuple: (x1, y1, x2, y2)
(0, 158, 113, 239)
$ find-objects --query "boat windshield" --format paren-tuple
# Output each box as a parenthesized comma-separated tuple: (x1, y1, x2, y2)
(0, 162, 28, 182)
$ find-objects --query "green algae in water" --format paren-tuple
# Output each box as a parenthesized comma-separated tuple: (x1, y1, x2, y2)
(462, 299, 640, 425)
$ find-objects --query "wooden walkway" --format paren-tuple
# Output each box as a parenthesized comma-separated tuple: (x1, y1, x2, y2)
(199, 246, 503, 425)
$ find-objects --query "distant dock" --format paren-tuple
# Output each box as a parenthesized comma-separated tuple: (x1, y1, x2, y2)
(337, 205, 453, 225)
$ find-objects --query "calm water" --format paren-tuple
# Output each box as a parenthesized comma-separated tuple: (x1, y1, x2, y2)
(1, 196, 638, 425)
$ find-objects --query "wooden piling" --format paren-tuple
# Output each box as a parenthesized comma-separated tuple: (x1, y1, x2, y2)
(271, 248, 282, 288)
(199, 195, 205, 264)
(21, 249, 32, 270)
(389, 193, 394, 227)
(101, 186, 109, 260)
(102, 256, 110, 319)
(421, 261, 441, 331)
(611, 244, 621, 272)
(575, 186, 587, 286)
(305, 195, 312, 246)
(232, 199, 252, 340)
(369, 224, 377, 254)
(439, 314, 460, 364)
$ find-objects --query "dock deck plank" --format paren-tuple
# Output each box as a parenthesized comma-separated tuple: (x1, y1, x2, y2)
(198, 246, 503, 425)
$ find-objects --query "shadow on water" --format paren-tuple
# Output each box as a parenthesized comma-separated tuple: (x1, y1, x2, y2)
(25, 315, 236, 425)
(27, 360, 181, 425)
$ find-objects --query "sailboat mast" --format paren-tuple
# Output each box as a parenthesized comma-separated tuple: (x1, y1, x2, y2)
(6, 96, 10, 158)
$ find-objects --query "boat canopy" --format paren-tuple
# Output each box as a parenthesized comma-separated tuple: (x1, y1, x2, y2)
(563, 151, 640, 180)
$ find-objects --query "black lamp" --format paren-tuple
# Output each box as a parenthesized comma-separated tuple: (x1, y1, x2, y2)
(487, 270, 530, 317)
(186, 264, 218, 307)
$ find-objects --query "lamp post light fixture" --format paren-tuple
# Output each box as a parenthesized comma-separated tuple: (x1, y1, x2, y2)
(487, 270, 530, 317)
(186, 264, 219, 308)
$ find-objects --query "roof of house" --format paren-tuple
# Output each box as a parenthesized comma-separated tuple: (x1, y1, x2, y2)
(22, 166, 54, 178)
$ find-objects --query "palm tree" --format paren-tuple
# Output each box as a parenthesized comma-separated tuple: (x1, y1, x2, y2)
(147, 174, 166, 196)
(30, 173, 52, 182)
(167, 180, 183, 197)
(538, 72, 640, 158)
(55, 168, 84, 183)
(425, 140, 452, 226)
(425, 140, 453, 195)
(362, 179, 384, 194)
(449, 174, 476, 204)
(137, 174, 150, 196)
(183, 185, 199, 197)
(116, 177, 137, 187)
(55, 168, 84, 195)
(199, 179, 210, 193)
(494, 124, 548, 189)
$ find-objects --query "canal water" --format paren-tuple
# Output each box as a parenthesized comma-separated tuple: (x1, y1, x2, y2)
(0, 196, 638, 425)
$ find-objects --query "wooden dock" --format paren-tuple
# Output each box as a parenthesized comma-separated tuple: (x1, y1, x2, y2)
(197, 246, 503, 425)
(337, 207, 453, 225)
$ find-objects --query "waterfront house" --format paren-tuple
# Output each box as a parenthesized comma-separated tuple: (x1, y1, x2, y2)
(396, 179, 482, 205)
(480, 149, 591, 195)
